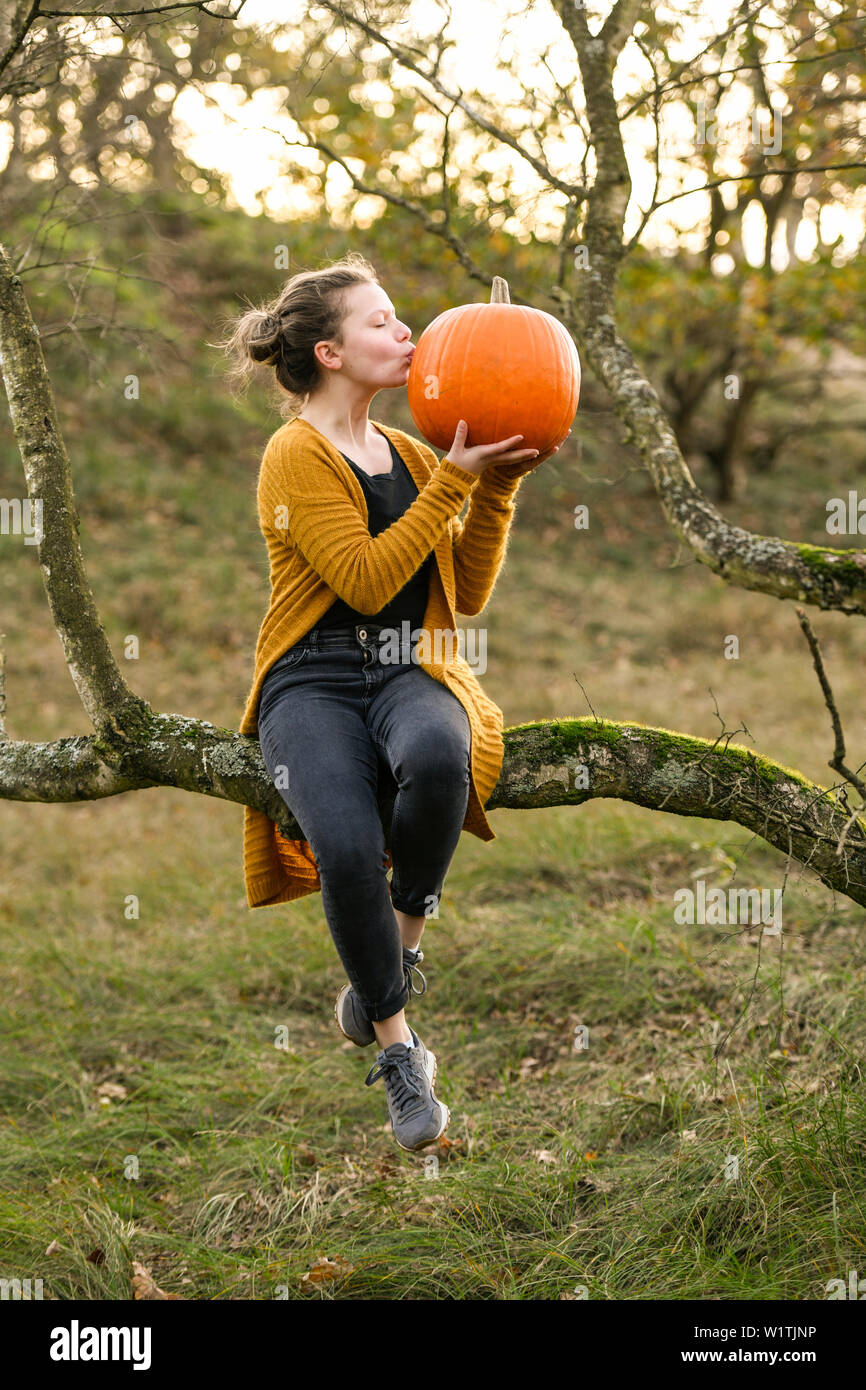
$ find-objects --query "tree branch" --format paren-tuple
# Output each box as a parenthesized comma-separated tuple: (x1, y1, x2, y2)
(314, 1, 587, 201)
(601, 0, 644, 63)
(0, 241, 151, 752)
(2, 717, 863, 905)
(796, 607, 866, 804)
(633, 164, 866, 232)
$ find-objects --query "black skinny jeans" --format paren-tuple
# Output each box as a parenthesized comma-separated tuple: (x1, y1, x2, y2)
(256, 622, 472, 1021)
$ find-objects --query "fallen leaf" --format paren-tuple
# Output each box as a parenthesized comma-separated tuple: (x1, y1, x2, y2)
(45, 1239, 62, 1256)
(96, 1082, 128, 1101)
(300, 1255, 355, 1286)
(534, 1149, 558, 1164)
(432, 1134, 464, 1161)
(131, 1260, 182, 1300)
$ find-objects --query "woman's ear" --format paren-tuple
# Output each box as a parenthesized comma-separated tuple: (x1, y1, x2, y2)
(313, 339, 343, 372)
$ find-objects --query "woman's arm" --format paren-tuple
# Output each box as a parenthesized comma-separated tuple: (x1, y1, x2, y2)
(415, 438, 563, 617)
(259, 434, 479, 615)
(445, 437, 568, 615)
(448, 467, 523, 617)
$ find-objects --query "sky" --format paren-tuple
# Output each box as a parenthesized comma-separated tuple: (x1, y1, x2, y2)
(166, 0, 863, 269)
(3, 0, 862, 267)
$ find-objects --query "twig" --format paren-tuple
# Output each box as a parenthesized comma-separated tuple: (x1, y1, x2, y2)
(796, 606, 866, 804)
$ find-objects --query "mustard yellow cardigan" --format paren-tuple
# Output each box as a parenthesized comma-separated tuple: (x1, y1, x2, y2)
(238, 416, 525, 909)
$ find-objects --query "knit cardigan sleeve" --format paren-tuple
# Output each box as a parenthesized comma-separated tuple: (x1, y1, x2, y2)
(260, 431, 480, 616)
(420, 449, 524, 618)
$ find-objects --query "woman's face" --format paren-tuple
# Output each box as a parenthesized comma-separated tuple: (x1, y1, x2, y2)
(319, 280, 414, 390)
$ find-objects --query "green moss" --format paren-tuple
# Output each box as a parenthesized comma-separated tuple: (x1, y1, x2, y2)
(794, 541, 866, 582)
(506, 717, 626, 761)
(502, 716, 853, 823)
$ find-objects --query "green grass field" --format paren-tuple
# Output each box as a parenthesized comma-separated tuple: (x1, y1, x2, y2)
(1, 386, 864, 1301)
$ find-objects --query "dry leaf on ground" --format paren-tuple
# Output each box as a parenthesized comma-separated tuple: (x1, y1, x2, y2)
(131, 1260, 182, 1300)
(300, 1255, 355, 1286)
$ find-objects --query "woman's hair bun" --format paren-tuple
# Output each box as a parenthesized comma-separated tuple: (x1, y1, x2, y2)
(250, 312, 283, 365)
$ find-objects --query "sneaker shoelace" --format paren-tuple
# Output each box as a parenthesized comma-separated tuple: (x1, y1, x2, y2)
(343, 950, 426, 1031)
(404, 947, 427, 997)
(364, 1049, 423, 1117)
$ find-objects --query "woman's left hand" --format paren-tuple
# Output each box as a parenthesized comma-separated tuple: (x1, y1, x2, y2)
(486, 429, 571, 479)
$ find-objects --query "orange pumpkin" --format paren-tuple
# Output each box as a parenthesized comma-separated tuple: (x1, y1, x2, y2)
(407, 276, 580, 457)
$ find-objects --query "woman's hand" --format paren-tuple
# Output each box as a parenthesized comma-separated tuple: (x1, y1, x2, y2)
(444, 419, 541, 477)
(481, 429, 571, 480)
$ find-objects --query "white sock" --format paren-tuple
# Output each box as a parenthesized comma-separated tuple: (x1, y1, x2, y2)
(403, 1032, 416, 1049)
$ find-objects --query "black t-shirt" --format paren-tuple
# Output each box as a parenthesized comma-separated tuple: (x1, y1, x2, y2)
(315, 435, 434, 634)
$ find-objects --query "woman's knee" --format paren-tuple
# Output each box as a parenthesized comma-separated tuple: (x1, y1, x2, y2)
(309, 825, 388, 884)
(398, 729, 470, 791)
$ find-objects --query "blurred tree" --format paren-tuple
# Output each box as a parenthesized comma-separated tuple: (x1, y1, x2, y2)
(617, 0, 866, 498)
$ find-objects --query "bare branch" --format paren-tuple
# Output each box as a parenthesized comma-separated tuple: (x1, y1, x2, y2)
(601, 0, 644, 64)
(796, 608, 866, 804)
(0, 2, 42, 89)
(263, 117, 491, 288)
(619, 3, 851, 120)
(314, 1, 587, 200)
(39, 4, 247, 17)
(632, 164, 866, 234)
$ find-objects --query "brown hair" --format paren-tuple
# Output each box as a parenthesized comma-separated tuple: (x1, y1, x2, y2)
(218, 251, 379, 419)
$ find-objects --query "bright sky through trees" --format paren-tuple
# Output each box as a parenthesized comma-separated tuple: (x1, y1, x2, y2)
(3, 1, 861, 266)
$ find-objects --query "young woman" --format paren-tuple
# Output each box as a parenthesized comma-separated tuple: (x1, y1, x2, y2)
(226, 252, 564, 1153)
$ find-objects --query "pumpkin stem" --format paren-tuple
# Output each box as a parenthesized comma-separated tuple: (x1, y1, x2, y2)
(490, 276, 511, 304)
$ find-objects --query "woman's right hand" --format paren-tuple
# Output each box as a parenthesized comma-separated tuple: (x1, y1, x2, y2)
(444, 419, 539, 477)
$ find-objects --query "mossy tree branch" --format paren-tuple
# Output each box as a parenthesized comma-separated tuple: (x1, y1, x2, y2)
(1, 716, 865, 905)
(0, 242, 152, 755)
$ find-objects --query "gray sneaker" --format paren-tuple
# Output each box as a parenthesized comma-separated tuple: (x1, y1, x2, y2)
(334, 946, 427, 1047)
(364, 1027, 450, 1152)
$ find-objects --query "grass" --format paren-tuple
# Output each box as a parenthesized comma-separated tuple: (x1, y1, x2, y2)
(2, 301, 866, 1299)
(1, 785, 864, 1299)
